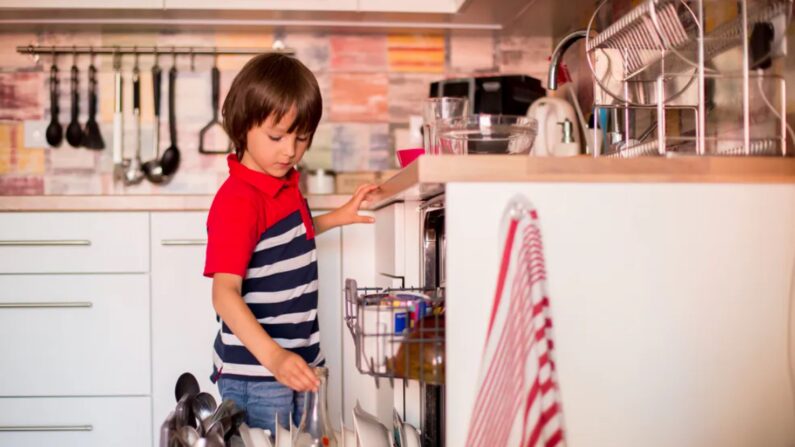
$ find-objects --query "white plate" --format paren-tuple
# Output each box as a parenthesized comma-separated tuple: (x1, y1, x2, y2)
(353, 401, 391, 447)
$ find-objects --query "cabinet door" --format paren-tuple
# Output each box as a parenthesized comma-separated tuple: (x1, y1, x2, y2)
(341, 209, 399, 426)
(150, 212, 218, 439)
(0, 0, 162, 8)
(0, 274, 150, 396)
(0, 397, 151, 447)
(313, 216, 343, 427)
(374, 203, 404, 289)
(164, 0, 355, 11)
(358, 0, 457, 12)
(0, 212, 149, 274)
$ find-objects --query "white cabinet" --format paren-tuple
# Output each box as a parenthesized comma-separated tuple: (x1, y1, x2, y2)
(163, 0, 355, 11)
(0, 0, 163, 8)
(339, 217, 380, 428)
(313, 217, 343, 427)
(0, 274, 150, 396)
(0, 397, 151, 447)
(0, 212, 149, 274)
(358, 0, 459, 13)
(444, 182, 795, 447)
(343, 203, 424, 429)
(150, 212, 218, 441)
(0, 0, 459, 13)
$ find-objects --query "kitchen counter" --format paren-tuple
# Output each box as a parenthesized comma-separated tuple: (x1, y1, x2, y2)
(372, 155, 795, 207)
(0, 194, 351, 212)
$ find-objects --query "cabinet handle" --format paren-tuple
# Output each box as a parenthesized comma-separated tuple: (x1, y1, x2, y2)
(161, 239, 207, 246)
(0, 302, 93, 309)
(0, 425, 93, 432)
(0, 240, 91, 247)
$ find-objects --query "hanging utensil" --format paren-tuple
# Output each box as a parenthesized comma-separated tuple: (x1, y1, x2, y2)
(143, 49, 168, 184)
(123, 51, 144, 185)
(160, 48, 181, 177)
(45, 53, 62, 147)
(81, 48, 104, 150)
(199, 51, 230, 154)
(112, 49, 125, 181)
(65, 48, 82, 148)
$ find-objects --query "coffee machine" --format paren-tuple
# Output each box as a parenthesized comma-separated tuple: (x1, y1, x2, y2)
(429, 75, 545, 116)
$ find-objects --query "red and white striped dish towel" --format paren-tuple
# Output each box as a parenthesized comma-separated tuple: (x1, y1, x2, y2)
(465, 201, 566, 447)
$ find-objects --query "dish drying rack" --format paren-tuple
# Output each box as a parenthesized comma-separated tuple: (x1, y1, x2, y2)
(344, 278, 445, 387)
(584, 0, 793, 157)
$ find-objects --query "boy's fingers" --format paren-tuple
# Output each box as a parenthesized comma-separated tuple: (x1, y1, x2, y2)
(301, 365, 320, 388)
(358, 215, 375, 224)
(354, 183, 379, 200)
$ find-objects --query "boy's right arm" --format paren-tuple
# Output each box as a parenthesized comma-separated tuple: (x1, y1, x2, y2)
(212, 273, 320, 392)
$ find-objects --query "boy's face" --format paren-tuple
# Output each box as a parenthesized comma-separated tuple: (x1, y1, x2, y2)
(241, 107, 310, 178)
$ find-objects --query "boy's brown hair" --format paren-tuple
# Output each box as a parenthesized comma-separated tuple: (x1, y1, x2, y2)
(222, 53, 323, 160)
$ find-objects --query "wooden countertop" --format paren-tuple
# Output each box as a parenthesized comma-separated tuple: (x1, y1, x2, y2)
(0, 194, 351, 212)
(4, 156, 794, 211)
(371, 155, 795, 207)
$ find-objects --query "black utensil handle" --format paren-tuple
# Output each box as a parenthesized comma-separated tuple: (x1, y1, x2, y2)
(50, 65, 59, 119)
(70, 66, 79, 121)
(168, 66, 177, 146)
(152, 65, 162, 118)
(87, 65, 97, 119)
(133, 70, 141, 112)
(211, 66, 220, 120)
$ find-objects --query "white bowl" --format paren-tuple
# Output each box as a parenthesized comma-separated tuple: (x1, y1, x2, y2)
(353, 402, 391, 447)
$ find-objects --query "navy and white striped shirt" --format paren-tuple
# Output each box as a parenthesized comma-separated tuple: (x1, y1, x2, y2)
(205, 154, 323, 382)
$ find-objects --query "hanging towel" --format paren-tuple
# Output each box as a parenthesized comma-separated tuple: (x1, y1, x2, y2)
(465, 199, 566, 447)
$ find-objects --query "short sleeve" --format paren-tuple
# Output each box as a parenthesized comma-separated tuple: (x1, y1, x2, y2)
(203, 194, 260, 278)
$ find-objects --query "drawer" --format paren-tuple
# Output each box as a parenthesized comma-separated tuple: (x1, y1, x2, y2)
(0, 212, 149, 273)
(151, 211, 208, 244)
(0, 274, 150, 396)
(0, 396, 151, 447)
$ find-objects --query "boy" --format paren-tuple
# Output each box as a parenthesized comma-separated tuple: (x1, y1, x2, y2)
(203, 53, 377, 434)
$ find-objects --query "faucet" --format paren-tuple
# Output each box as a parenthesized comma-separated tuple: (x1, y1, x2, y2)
(548, 29, 588, 91)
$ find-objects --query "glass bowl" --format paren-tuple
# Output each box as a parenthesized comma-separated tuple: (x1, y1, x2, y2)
(437, 115, 538, 155)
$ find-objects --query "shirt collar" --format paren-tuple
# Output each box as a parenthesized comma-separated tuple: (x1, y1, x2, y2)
(227, 154, 300, 197)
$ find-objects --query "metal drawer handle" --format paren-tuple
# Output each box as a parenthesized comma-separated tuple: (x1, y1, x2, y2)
(0, 425, 93, 432)
(0, 302, 93, 309)
(161, 239, 207, 246)
(0, 240, 91, 247)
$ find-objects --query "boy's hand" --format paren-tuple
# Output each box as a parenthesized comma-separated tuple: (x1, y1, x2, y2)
(269, 347, 320, 392)
(313, 183, 378, 234)
(336, 183, 379, 225)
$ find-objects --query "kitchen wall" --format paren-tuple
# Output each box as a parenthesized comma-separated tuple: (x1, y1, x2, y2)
(0, 29, 551, 195)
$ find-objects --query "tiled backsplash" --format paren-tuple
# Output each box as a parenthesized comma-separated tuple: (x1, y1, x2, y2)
(0, 30, 551, 195)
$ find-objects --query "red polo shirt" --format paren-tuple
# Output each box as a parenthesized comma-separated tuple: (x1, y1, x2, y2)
(204, 154, 315, 278)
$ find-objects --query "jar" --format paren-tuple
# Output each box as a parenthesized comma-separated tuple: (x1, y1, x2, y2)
(306, 169, 336, 195)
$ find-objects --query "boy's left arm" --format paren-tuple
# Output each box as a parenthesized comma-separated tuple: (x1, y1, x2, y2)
(313, 183, 378, 234)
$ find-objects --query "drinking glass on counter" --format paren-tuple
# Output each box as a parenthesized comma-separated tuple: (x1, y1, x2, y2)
(422, 97, 469, 154)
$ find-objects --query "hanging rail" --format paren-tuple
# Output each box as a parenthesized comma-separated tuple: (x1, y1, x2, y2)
(15, 45, 295, 57)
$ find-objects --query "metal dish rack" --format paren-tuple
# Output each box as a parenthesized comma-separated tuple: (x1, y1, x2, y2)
(585, 0, 793, 157)
(344, 278, 445, 387)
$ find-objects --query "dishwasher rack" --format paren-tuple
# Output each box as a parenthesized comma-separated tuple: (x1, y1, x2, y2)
(343, 278, 445, 387)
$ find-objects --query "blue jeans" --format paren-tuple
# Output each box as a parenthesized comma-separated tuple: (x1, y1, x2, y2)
(217, 377, 305, 435)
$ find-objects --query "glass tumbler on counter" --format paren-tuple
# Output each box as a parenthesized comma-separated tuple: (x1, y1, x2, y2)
(437, 114, 538, 155)
(422, 97, 469, 154)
